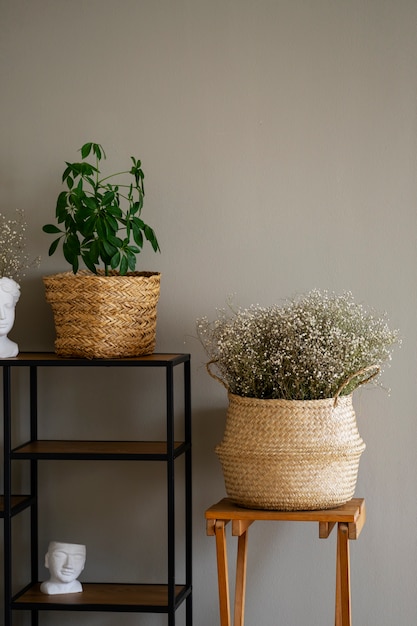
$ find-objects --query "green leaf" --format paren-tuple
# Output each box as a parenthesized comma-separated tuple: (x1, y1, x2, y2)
(89, 238, 100, 263)
(132, 227, 143, 249)
(107, 234, 123, 247)
(107, 205, 123, 219)
(72, 256, 79, 274)
(56, 191, 69, 215)
(110, 251, 121, 269)
(144, 225, 160, 252)
(82, 216, 96, 237)
(104, 214, 119, 234)
(64, 215, 76, 231)
(120, 255, 128, 275)
(96, 218, 108, 240)
(48, 238, 61, 256)
(43, 224, 62, 234)
(130, 201, 139, 216)
(132, 216, 145, 229)
(82, 254, 97, 274)
(81, 143, 93, 159)
(92, 143, 105, 160)
(66, 233, 81, 255)
(102, 238, 117, 257)
(102, 190, 115, 206)
(126, 248, 137, 272)
(62, 165, 73, 183)
(63, 242, 76, 267)
(81, 162, 97, 176)
(83, 196, 98, 211)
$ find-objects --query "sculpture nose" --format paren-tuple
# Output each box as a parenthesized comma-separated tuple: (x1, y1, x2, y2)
(64, 554, 74, 568)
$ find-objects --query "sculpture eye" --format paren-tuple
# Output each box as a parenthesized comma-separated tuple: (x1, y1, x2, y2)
(53, 551, 67, 559)
(73, 554, 84, 562)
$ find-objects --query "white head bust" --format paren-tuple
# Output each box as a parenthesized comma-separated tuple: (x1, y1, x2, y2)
(0, 277, 20, 358)
(40, 541, 86, 595)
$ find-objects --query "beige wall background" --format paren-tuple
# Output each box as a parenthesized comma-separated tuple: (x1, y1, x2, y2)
(1, 0, 416, 624)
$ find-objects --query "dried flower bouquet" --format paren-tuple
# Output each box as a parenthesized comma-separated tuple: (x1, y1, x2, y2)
(0, 209, 39, 281)
(197, 290, 400, 401)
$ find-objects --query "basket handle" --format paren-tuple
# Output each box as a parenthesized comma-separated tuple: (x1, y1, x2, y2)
(206, 360, 229, 390)
(333, 364, 380, 407)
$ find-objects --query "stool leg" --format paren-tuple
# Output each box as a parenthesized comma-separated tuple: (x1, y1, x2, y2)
(215, 521, 231, 626)
(234, 529, 249, 626)
(335, 522, 351, 626)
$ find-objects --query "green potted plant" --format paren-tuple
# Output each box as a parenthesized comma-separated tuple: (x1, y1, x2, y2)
(42, 142, 161, 359)
(197, 290, 400, 510)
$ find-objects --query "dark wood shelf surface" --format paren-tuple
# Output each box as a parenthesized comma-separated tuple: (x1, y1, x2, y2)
(0, 352, 190, 367)
(0, 496, 31, 515)
(13, 582, 189, 611)
(12, 440, 188, 460)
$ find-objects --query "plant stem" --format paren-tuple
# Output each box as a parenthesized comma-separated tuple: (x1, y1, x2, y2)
(99, 171, 131, 184)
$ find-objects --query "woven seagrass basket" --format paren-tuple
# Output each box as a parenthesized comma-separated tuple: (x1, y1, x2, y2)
(43, 270, 161, 359)
(216, 393, 366, 511)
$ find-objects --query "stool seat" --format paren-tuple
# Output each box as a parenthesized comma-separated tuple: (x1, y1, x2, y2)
(205, 497, 366, 626)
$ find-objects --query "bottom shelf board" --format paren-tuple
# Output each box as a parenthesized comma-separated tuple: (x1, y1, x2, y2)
(13, 583, 189, 612)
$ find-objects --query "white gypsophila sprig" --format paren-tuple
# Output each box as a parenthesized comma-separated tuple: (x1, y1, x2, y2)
(0, 209, 40, 281)
(197, 290, 400, 400)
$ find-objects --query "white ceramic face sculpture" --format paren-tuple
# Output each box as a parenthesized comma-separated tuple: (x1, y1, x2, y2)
(0, 277, 20, 358)
(40, 541, 86, 595)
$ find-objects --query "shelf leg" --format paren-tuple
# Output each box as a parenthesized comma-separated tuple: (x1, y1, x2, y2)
(234, 528, 248, 626)
(215, 520, 231, 626)
(335, 522, 351, 626)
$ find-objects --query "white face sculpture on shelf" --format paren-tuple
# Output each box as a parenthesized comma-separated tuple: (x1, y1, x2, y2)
(40, 541, 86, 595)
(0, 277, 20, 358)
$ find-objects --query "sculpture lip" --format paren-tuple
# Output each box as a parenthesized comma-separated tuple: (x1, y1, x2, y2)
(60, 566, 76, 574)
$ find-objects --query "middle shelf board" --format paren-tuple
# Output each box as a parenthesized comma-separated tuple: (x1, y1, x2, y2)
(11, 440, 189, 461)
(12, 582, 191, 612)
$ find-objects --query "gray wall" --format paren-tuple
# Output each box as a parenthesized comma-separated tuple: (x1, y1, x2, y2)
(1, 1, 416, 624)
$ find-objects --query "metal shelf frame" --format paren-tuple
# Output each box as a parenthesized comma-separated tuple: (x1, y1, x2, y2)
(1, 352, 192, 626)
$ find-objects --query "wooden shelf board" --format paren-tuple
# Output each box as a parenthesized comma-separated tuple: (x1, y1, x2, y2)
(12, 440, 186, 459)
(0, 352, 189, 366)
(0, 495, 30, 514)
(13, 583, 188, 611)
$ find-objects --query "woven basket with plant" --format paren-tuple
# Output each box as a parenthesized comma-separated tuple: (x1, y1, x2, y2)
(42, 142, 161, 358)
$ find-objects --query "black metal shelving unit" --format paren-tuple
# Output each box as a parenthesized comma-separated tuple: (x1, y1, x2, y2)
(1, 352, 192, 625)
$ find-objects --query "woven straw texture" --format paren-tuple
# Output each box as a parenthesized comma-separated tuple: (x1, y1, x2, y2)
(43, 270, 161, 359)
(216, 393, 365, 511)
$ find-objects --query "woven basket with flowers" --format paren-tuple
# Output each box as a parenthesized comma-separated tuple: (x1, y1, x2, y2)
(197, 290, 400, 510)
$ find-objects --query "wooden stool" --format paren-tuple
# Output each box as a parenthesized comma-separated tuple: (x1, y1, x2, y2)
(205, 497, 366, 626)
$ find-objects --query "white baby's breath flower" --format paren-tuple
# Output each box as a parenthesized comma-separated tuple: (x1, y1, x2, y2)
(0, 209, 40, 281)
(197, 290, 400, 400)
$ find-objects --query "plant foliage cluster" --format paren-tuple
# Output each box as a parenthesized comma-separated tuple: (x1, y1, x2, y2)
(43, 142, 160, 275)
(197, 290, 400, 400)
